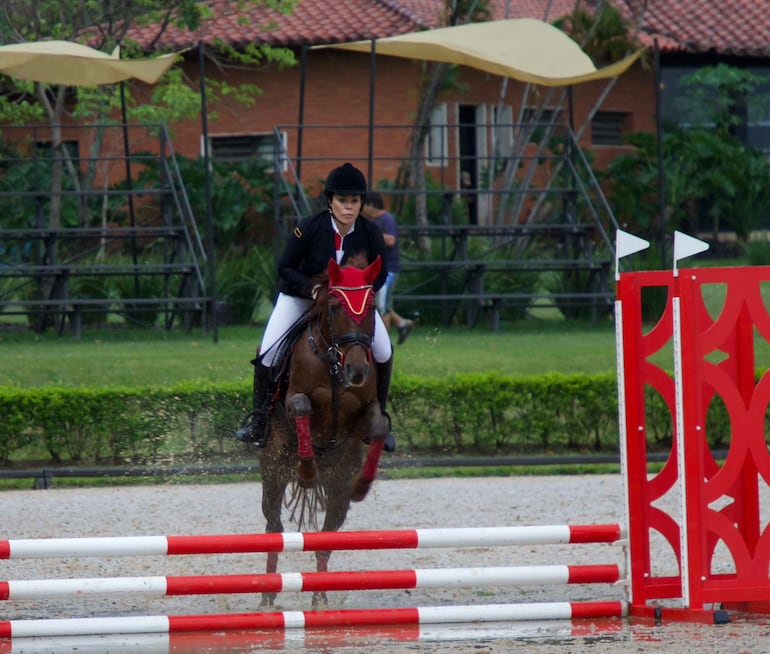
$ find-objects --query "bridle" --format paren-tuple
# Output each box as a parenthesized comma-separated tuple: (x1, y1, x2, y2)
(307, 282, 374, 385)
(306, 281, 375, 447)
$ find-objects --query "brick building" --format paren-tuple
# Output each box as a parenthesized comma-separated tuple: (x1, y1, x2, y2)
(1, 1, 768, 328)
(124, 0, 651, 208)
(119, 0, 770, 218)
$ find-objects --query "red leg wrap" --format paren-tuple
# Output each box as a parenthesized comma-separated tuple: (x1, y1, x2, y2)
(295, 414, 313, 460)
(361, 438, 384, 481)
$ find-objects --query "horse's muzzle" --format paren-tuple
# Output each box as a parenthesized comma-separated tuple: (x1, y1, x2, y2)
(337, 332, 372, 387)
(344, 360, 370, 387)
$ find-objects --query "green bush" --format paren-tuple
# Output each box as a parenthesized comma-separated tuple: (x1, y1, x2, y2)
(746, 238, 770, 266)
(68, 264, 113, 326)
(216, 247, 275, 324)
(397, 235, 539, 325)
(0, 372, 631, 466)
(1, 381, 247, 466)
(134, 155, 275, 247)
(7, 369, 744, 467)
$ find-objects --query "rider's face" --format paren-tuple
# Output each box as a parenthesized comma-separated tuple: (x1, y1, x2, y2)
(330, 194, 362, 232)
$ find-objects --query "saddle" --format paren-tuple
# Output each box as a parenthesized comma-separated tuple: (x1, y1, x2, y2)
(261, 312, 311, 407)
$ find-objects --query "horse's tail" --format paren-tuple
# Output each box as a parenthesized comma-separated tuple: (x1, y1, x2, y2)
(285, 479, 327, 531)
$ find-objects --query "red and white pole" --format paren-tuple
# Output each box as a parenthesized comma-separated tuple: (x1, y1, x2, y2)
(0, 524, 624, 559)
(0, 601, 628, 638)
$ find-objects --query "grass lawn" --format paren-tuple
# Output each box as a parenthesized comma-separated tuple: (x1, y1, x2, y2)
(0, 320, 621, 388)
(6, 258, 770, 389)
(4, 256, 767, 389)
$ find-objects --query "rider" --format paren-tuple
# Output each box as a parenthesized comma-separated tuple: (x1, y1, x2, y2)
(235, 162, 397, 452)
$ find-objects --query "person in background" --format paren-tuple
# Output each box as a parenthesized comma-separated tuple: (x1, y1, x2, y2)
(235, 163, 396, 452)
(461, 170, 478, 225)
(362, 191, 414, 345)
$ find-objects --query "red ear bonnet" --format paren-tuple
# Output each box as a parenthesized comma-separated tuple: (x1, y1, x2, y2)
(364, 255, 382, 284)
(327, 258, 342, 285)
(325, 257, 378, 324)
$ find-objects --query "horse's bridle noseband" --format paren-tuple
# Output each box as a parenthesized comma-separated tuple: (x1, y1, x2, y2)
(308, 283, 374, 385)
(328, 331, 372, 383)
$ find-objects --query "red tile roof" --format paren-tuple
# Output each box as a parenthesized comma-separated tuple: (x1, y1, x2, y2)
(128, 0, 770, 59)
(130, 0, 418, 49)
(635, 0, 770, 58)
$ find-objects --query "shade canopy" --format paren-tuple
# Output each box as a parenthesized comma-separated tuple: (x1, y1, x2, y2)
(321, 18, 642, 86)
(0, 40, 181, 86)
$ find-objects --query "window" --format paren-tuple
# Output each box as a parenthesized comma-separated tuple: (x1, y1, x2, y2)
(426, 104, 448, 166)
(522, 107, 564, 126)
(207, 132, 287, 169)
(35, 140, 80, 161)
(591, 111, 631, 146)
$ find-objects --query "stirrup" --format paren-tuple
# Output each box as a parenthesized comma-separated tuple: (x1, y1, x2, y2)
(234, 409, 269, 447)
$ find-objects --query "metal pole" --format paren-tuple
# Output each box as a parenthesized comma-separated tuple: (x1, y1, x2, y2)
(368, 39, 377, 186)
(198, 42, 218, 343)
(296, 44, 307, 183)
(119, 82, 141, 297)
(654, 38, 666, 268)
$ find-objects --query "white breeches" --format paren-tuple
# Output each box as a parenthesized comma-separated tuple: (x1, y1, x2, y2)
(259, 292, 392, 367)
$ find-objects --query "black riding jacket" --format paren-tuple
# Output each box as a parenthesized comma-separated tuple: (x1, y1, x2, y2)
(276, 210, 388, 299)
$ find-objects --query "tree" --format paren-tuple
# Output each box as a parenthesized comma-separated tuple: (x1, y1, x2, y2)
(0, 0, 297, 229)
(606, 64, 770, 246)
(506, 0, 644, 228)
(392, 0, 490, 253)
(0, 0, 297, 333)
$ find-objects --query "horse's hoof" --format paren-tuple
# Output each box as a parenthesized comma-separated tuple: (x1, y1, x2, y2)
(297, 475, 317, 489)
(297, 460, 318, 488)
(351, 476, 371, 502)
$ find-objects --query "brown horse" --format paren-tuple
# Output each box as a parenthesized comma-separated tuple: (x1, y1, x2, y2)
(259, 255, 389, 606)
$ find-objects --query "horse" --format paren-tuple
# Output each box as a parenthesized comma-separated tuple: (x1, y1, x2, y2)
(259, 254, 390, 607)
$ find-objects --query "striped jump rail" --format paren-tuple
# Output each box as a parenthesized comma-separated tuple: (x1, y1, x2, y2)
(0, 563, 622, 600)
(1, 524, 628, 638)
(0, 601, 628, 638)
(0, 524, 624, 558)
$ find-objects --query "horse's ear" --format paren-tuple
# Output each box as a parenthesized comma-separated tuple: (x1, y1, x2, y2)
(364, 255, 382, 284)
(327, 258, 342, 284)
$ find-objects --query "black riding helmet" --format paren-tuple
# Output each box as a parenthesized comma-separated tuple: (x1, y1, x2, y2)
(324, 162, 367, 205)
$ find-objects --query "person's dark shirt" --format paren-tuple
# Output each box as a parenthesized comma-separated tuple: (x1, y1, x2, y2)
(276, 209, 388, 298)
(372, 210, 401, 274)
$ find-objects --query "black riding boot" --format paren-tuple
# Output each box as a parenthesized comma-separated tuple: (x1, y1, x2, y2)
(235, 358, 274, 447)
(376, 356, 397, 452)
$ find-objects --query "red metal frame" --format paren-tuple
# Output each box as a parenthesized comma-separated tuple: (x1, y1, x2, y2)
(618, 266, 770, 616)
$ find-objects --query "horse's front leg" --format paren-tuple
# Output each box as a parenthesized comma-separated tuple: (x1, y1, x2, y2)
(311, 471, 354, 607)
(311, 550, 331, 607)
(351, 406, 389, 502)
(259, 441, 291, 608)
(287, 393, 318, 487)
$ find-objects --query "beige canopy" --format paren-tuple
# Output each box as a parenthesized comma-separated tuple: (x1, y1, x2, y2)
(321, 18, 642, 86)
(0, 40, 181, 86)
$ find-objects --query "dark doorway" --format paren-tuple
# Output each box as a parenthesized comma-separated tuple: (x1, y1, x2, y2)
(458, 104, 478, 224)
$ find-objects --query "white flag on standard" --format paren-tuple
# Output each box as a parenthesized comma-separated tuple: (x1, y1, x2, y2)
(616, 230, 650, 260)
(673, 231, 709, 275)
(615, 230, 650, 280)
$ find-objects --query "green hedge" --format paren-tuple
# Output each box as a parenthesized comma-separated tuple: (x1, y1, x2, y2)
(2, 372, 629, 465)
